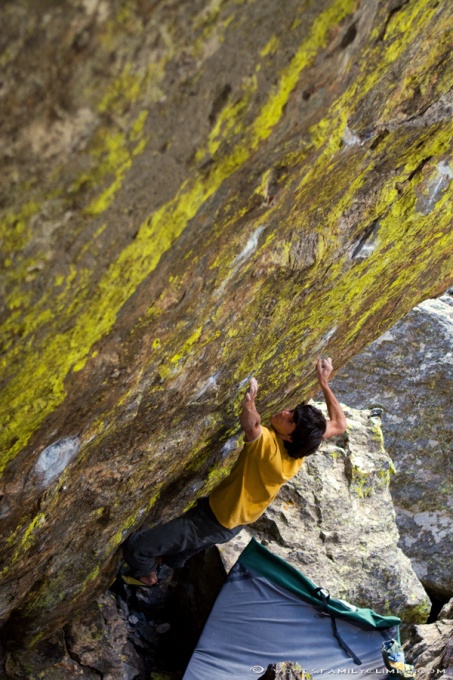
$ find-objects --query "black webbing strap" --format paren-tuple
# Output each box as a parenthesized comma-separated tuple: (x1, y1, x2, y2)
(315, 587, 363, 666)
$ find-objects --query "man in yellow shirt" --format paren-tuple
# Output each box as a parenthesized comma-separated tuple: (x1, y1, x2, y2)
(123, 358, 346, 586)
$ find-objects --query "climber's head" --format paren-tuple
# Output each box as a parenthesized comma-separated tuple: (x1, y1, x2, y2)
(271, 404, 327, 459)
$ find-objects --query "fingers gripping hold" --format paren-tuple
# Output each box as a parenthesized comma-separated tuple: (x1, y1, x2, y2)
(317, 356, 334, 383)
(245, 377, 258, 401)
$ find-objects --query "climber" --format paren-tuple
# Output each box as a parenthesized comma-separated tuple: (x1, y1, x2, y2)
(122, 357, 347, 586)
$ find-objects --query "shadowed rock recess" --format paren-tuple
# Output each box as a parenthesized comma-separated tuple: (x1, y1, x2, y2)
(0, 0, 452, 672)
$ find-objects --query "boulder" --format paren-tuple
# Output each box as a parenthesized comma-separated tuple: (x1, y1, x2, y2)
(5, 592, 143, 680)
(65, 593, 143, 680)
(329, 294, 453, 597)
(1, 0, 452, 667)
(406, 598, 453, 680)
(218, 405, 430, 623)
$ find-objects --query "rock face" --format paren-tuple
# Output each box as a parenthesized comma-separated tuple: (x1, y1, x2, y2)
(330, 294, 453, 598)
(218, 405, 430, 623)
(406, 598, 453, 680)
(65, 593, 143, 680)
(2, 549, 227, 680)
(4, 592, 143, 680)
(1, 0, 452, 669)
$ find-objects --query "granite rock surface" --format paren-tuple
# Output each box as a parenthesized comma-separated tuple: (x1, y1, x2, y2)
(406, 598, 453, 680)
(330, 294, 453, 597)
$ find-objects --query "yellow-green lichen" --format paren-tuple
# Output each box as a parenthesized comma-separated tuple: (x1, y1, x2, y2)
(108, 491, 162, 550)
(348, 466, 375, 498)
(81, 111, 150, 216)
(205, 457, 235, 492)
(5, 513, 46, 566)
(1, 0, 451, 482)
(376, 0, 438, 43)
(260, 35, 280, 57)
(98, 63, 144, 114)
(170, 327, 203, 364)
(0, 200, 41, 256)
(370, 421, 385, 447)
(192, 0, 240, 50)
(251, 0, 356, 143)
(82, 564, 100, 590)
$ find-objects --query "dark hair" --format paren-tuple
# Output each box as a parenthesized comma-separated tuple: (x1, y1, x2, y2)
(283, 404, 327, 459)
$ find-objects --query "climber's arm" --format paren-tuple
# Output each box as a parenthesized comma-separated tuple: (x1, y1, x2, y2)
(240, 378, 262, 442)
(317, 358, 347, 439)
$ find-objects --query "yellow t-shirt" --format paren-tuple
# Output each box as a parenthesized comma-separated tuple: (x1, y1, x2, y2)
(209, 426, 304, 529)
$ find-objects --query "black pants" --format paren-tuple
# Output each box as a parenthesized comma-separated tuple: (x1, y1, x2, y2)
(123, 497, 243, 578)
